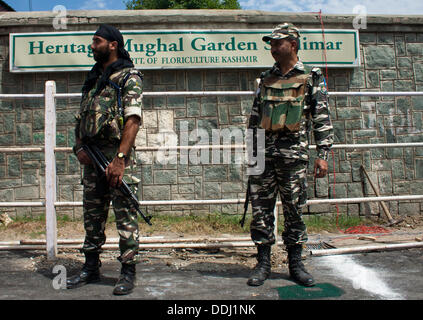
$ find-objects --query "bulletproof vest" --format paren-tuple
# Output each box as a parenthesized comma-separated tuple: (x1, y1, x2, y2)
(258, 67, 311, 132)
(77, 68, 139, 142)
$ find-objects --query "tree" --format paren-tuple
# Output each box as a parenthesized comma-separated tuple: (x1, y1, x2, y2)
(125, 0, 241, 10)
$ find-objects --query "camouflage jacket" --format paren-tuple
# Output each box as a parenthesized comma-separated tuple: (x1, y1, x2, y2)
(248, 60, 334, 161)
(75, 67, 143, 145)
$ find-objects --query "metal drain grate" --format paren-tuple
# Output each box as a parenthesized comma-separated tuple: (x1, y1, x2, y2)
(304, 241, 336, 251)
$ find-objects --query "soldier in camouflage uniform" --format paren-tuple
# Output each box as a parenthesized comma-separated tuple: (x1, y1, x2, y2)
(246, 23, 333, 287)
(66, 24, 143, 296)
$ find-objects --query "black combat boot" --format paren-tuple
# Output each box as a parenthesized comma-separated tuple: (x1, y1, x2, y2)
(247, 244, 271, 286)
(287, 244, 315, 287)
(113, 263, 136, 295)
(66, 252, 101, 289)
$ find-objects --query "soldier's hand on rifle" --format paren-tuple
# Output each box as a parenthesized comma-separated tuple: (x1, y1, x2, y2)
(105, 156, 126, 188)
(314, 158, 328, 178)
(105, 116, 140, 188)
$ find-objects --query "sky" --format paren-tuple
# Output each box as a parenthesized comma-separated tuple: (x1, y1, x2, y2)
(3, 0, 423, 14)
(5, 0, 127, 11)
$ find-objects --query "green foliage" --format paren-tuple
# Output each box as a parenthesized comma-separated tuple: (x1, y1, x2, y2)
(135, 212, 248, 234)
(125, 0, 241, 10)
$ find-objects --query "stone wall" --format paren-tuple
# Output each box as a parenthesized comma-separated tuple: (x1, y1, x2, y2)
(0, 10, 422, 219)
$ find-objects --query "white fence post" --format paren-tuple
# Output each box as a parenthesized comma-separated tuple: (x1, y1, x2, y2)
(45, 81, 57, 260)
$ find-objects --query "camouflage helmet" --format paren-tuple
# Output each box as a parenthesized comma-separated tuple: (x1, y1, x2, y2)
(262, 23, 301, 42)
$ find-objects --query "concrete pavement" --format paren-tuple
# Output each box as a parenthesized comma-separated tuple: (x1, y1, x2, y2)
(1, 246, 422, 301)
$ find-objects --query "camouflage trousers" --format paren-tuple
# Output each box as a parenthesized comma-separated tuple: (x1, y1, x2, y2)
(81, 163, 140, 264)
(249, 157, 308, 247)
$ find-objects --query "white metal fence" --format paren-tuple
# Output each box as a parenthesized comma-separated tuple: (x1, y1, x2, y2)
(1, 81, 423, 259)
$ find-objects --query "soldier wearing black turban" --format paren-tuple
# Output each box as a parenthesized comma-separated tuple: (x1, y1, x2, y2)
(82, 24, 134, 96)
(68, 24, 143, 296)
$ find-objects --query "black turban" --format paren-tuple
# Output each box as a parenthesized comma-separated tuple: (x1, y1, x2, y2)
(94, 24, 131, 61)
(82, 24, 134, 96)
(94, 24, 124, 46)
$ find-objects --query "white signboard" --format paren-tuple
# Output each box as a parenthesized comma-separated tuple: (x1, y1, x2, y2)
(10, 29, 360, 72)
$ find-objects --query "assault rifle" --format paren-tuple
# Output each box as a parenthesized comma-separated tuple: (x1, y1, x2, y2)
(82, 144, 152, 226)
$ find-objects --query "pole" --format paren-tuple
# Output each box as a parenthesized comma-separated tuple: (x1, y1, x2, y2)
(310, 242, 423, 256)
(50, 194, 423, 208)
(274, 202, 279, 247)
(45, 81, 57, 260)
(360, 165, 403, 226)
